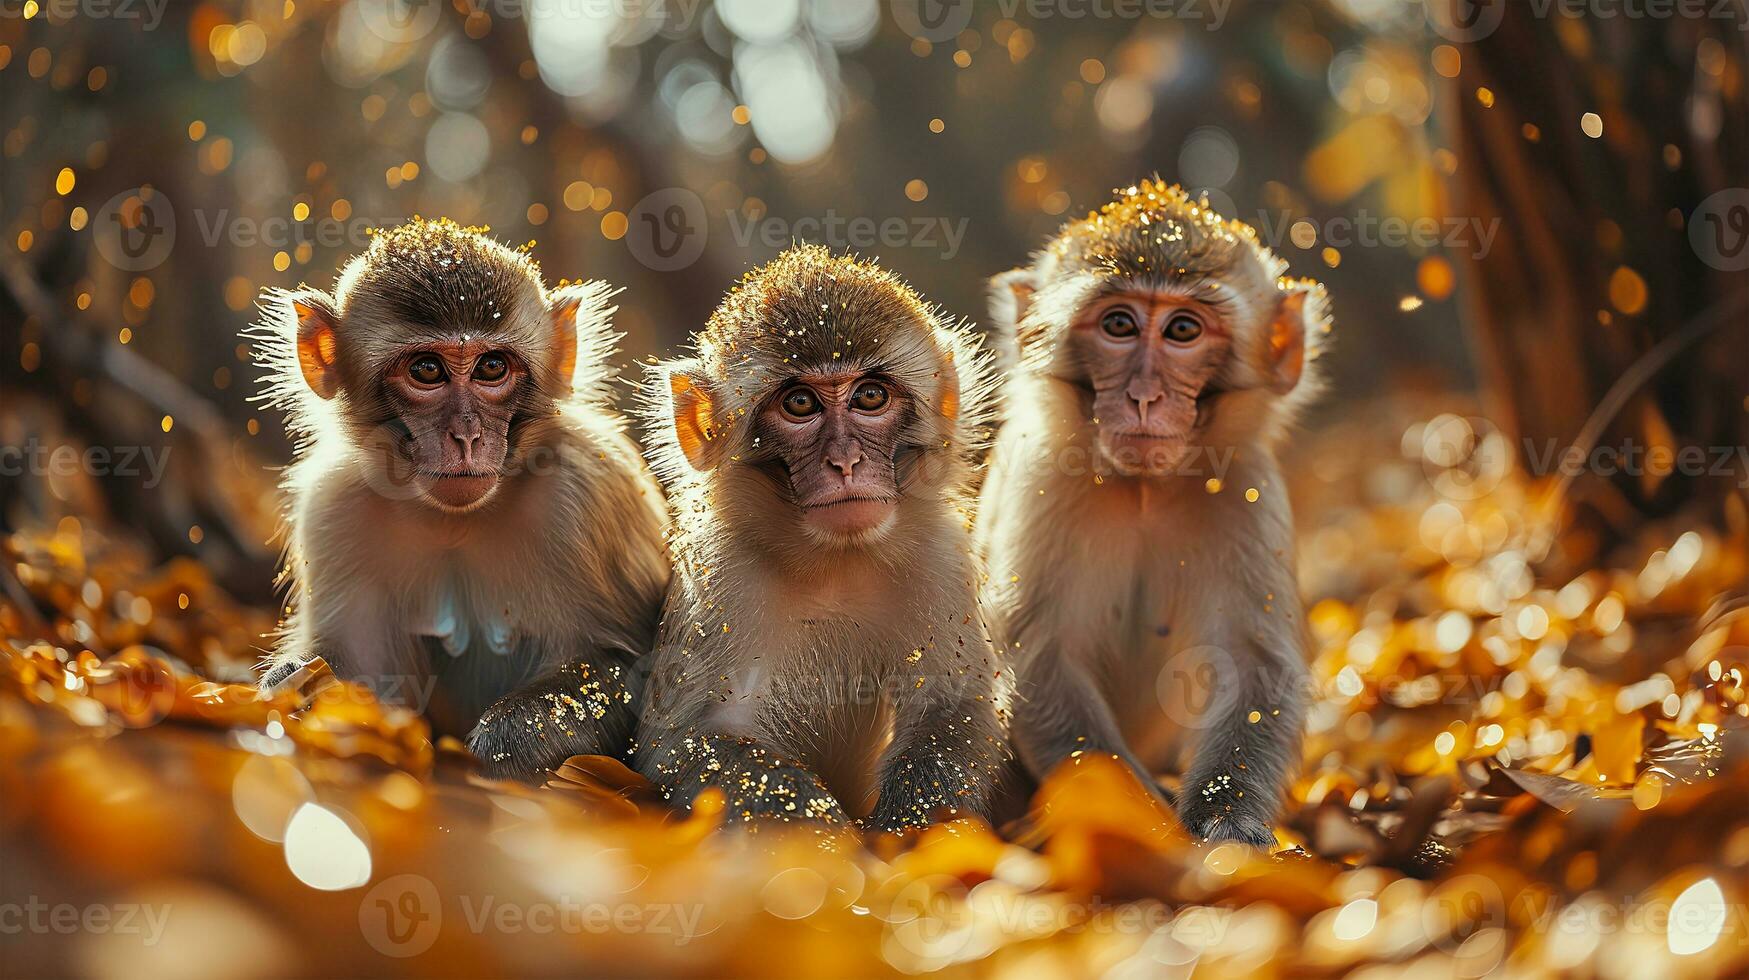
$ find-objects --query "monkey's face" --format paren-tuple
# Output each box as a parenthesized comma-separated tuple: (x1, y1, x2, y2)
(384, 339, 523, 512)
(1065, 290, 1231, 477)
(751, 371, 910, 542)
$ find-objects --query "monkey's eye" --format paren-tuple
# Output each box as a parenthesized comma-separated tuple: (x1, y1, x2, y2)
(1164, 313, 1205, 343)
(409, 355, 447, 386)
(780, 386, 822, 419)
(851, 380, 890, 413)
(1100, 308, 1140, 338)
(473, 352, 510, 383)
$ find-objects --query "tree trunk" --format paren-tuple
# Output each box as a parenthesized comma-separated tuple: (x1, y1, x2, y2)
(1447, 5, 1749, 551)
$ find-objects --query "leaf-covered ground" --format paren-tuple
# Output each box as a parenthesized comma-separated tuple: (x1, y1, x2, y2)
(2, 403, 1746, 979)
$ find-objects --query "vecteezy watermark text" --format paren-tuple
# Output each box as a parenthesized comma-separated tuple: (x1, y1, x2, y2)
(91, 188, 402, 273)
(0, 440, 171, 489)
(1253, 209, 1502, 260)
(0, 898, 171, 945)
(992, 0, 1231, 29)
(1425, 0, 1749, 43)
(1523, 439, 1749, 487)
(358, 874, 705, 958)
(725, 210, 968, 260)
(355, 0, 705, 44)
(619, 188, 969, 271)
(192, 210, 401, 252)
(0, 0, 169, 30)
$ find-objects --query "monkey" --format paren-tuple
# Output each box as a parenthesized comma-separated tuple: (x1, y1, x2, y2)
(976, 181, 1330, 847)
(249, 218, 671, 783)
(633, 245, 1008, 831)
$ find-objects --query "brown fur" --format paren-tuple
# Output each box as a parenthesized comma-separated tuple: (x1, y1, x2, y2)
(979, 182, 1331, 846)
(250, 219, 670, 782)
(635, 246, 1009, 830)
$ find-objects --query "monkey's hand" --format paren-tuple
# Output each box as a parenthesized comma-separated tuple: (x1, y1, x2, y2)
(862, 749, 988, 833)
(259, 656, 313, 693)
(1176, 789, 1280, 849)
(664, 736, 848, 826)
(467, 658, 638, 784)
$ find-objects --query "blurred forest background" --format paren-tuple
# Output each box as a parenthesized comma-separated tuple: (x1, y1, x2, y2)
(4, 3, 1749, 977)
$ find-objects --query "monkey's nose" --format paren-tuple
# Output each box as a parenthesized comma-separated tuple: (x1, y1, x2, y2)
(828, 447, 862, 482)
(1128, 381, 1164, 426)
(449, 426, 483, 468)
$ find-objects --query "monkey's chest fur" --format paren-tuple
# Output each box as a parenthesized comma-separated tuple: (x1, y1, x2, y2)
(987, 469, 1302, 775)
(296, 485, 655, 737)
(654, 574, 992, 815)
(1043, 528, 1216, 770)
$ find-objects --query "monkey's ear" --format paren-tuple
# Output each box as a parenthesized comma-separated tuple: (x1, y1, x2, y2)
(288, 290, 341, 400)
(547, 291, 584, 392)
(666, 363, 722, 471)
(935, 347, 962, 423)
(1265, 282, 1324, 395)
(987, 267, 1038, 334)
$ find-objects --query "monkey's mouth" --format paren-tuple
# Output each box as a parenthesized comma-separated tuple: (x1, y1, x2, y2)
(801, 495, 898, 536)
(423, 471, 500, 511)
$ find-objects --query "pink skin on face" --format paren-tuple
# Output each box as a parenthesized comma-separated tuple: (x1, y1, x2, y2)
(1069, 290, 1232, 475)
(760, 372, 907, 537)
(387, 339, 522, 511)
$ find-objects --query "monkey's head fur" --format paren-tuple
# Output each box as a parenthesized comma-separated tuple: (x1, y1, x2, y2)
(644, 245, 996, 569)
(990, 180, 1331, 471)
(249, 218, 622, 512)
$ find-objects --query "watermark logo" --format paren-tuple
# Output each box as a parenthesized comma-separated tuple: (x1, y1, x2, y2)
(626, 188, 710, 272)
(1154, 644, 1237, 729)
(1422, 873, 1507, 953)
(883, 874, 976, 966)
(356, 0, 443, 44)
(1691, 187, 1749, 272)
(1420, 414, 1511, 502)
(359, 874, 443, 957)
(1424, 0, 1506, 42)
(92, 187, 175, 272)
(891, 0, 976, 43)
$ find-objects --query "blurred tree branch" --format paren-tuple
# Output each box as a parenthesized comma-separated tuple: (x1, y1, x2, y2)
(1, 251, 277, 604)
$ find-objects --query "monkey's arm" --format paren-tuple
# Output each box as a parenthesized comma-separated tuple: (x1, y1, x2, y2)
(1173, 639, 1307, 848)
(259, 582, 403, 694)
(1010, 650, 1172, 809)
(466, 647, 643, 783)
(865, 670, 1008, 832)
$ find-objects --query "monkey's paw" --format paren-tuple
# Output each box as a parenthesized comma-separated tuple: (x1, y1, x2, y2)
(467, 697, 616, 784)
(467, 713, 566, 783)
(1179, 806, 1278, 849)
(862, 755, 986, 833)
(861, 795, 968, 834)
(259, 657, 312, 693)
(713, 769, 849, 826)
(668, 735, 850, 826)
